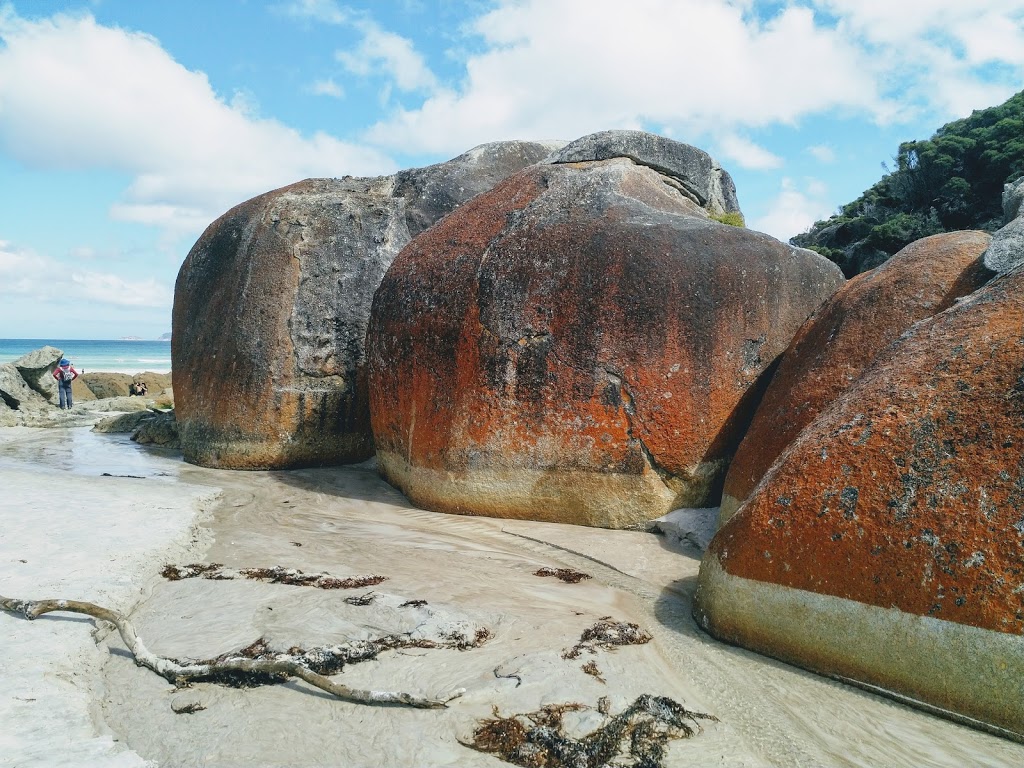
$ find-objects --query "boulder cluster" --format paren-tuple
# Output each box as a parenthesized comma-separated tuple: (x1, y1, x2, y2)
(172, 130, 1023, 739)
(0, 346, 171, 427)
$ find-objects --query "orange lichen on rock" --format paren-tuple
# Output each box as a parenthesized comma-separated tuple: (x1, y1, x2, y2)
(367, 148, 843, 528)
(695, 263, 1024, 737)
(721, 230, 994, 521)
(709, 262, 1024, 632)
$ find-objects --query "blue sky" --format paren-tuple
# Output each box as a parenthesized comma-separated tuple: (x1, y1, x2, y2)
(1, 0, 1023, 339)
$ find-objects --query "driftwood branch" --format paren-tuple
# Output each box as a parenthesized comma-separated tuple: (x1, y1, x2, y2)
(0, 594, 463, 709)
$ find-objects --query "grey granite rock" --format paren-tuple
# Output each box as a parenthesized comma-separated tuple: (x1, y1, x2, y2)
(13, 345, 63, 402)
(0, 363, 50, 412)
(545, 130, 741, 216)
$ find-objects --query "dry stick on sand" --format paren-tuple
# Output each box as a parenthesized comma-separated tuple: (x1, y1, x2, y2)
(0, 595, 463, 709)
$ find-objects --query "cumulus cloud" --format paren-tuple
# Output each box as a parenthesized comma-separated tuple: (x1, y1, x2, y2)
(0, 240, 171, 308)
(336, 20, 437, 92)
(750, 178, 832, 241)
(0, 10, 395, 241)
(358, 0, 1023, 156)
(362, 0, 883, 154)
(717, 134, 783, 170)
(309, 77, 344, 98)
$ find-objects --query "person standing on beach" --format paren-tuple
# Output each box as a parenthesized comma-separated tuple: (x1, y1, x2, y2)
(52, 358, 79, 410)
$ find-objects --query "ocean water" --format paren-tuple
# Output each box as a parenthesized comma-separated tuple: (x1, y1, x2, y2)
(0, 339, 171, 374)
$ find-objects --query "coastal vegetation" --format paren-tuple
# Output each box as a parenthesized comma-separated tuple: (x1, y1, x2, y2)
(793, 89, 1024, 275)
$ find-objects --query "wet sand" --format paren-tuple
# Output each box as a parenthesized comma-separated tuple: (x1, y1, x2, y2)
(2, 426, 1023, 767)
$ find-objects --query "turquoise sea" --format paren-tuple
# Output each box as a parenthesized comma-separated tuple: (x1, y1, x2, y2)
(0, 339, 172, 374)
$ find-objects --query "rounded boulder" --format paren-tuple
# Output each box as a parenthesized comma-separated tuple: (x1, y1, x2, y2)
(173, 141, 558, 469)
(367, 150, 843, 528)
(721, 230, 994, 522)
(695, 263, 1024, 737)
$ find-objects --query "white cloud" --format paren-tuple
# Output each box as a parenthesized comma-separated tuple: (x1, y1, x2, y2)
(358, 0, 1024, 156)
(0, 10, 396, 241)
(280, 0, 349, 25)
(807, 144, 836, 163)
(750, 178, 833, 241)
(309, 77, 344, 98)
(717, 134, 783, 170)
(336, 20, 437, 92)
(0, 240, 171, 308)
(362, 0, 883, 155)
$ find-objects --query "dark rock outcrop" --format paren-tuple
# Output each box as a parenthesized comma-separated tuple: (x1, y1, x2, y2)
(13, 345, 62, 403)
(982, 177, 1024, 274)
(367, 140, 844, 529)
(695, 263, 1024, 738)
(173, 141, 560, 469)
(721, 231, 994, 521)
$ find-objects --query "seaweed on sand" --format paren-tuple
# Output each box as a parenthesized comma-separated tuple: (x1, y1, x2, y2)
(534, 567, 592, 583)
(160, 563, 387, 589)
(563, 617, 652, 660)
(465, 695, 717, 767)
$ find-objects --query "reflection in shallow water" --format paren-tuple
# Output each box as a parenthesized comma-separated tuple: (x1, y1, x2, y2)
(0, 428, 182, 480)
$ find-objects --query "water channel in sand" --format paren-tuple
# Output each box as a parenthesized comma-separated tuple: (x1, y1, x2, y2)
(2, 427, 1022, 766)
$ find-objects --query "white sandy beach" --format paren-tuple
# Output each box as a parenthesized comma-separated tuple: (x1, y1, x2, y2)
(2, 424, 1024, 767)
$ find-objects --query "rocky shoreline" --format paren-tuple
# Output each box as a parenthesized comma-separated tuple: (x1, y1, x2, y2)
(0, 345, 177, 444)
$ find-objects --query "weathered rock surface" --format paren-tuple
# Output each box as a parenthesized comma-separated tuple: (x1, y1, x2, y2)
(71, 376, 97, 401)
(695, 263, 1024, 738)
(367, 148, 844, 528)
(394, 140, 565, 236)
(13, 345, 62, 402)
(0, 363, 49, 412)
(132, 410, 179, 447)
(0, 398, 16, 427)
(546, 130, 741, 216)
(81, 372, 134, 400)
(174, 141, 559, 469)
(93, 411, 152, 434)
(720, 231, 994, 521)
(982, 177, 1024, 274)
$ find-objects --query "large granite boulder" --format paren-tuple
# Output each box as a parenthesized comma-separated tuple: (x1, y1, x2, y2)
(13, 345, 62, 403)
(547, 130, 741, 217)
(367, 141, 844, 529)
(982, 177, 1024, 274)
(720, 231, 994, 522)
(694, 263, 1024, 738)
(173, 140, 561, 469)
(0, 363, 50, 412)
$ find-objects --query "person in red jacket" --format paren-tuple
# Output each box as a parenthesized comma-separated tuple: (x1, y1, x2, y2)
(52, 358, 79, 410)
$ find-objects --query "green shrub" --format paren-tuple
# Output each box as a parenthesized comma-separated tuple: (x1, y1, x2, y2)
(710, 211, 745, 227)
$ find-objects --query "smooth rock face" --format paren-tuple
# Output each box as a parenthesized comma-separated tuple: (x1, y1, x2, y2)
(13, 345, 63, 403)
(695, 263, 1024, 737)
(982, 177, 1024, 274)
(367, 155, 843, 528)
(546, 130, 741, 216)
(0, 363, 49, 412)
(721, 231, 994, 521)
(174, 141, 557, 469)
